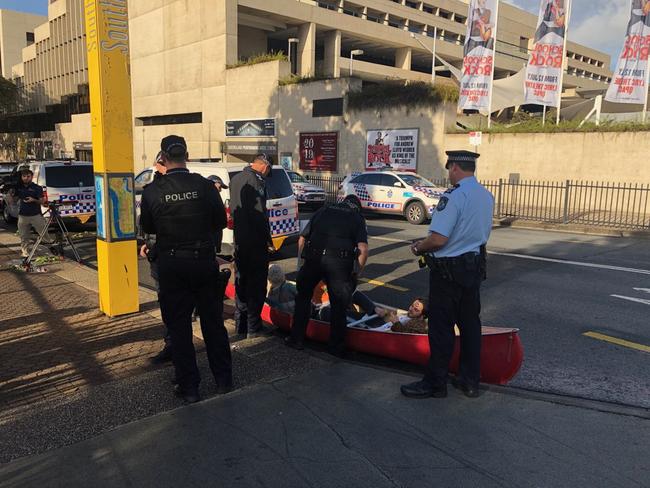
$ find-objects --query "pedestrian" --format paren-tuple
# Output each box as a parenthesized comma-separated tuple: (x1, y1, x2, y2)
(229, 154, 275, 339)
(140, 151, 173, 364)
(140, 135, 232, 403)
(6, 167, 54, 259)
(285, 199, 369, 357)
(401, 150, 493, 399)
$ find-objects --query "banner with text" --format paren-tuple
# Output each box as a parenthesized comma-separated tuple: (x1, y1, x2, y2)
(365, 129, 418, 172)
(458, 0, 499, 112)
(299, 132, 338, 172)
(524, 0, 571, 107)
(605, 2, 650, 104)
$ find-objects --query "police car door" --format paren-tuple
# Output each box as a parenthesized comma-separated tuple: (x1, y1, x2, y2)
(43, 163, 95, 221)
(360, 173, 383, 213)
(376, 173, 403, 213)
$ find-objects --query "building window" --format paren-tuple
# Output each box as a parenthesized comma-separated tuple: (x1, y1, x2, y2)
(519, 37, 528, 54)
(135, 112, 203, 126)
(313, 98, 344, 117)
(26, 32, 35, 45)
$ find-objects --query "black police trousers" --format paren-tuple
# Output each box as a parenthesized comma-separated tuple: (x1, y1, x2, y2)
(150, 261, 172, 349)
(291, 255, 356, 353)
(234, 250, 269, 335)
(158, 254, 232, 390)
(424, 268, 482, 388)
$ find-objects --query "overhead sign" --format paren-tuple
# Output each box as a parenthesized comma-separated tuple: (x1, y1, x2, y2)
(225, 118, 276, 137)
(458, 0, 499, 112)
(605, 2, 650, 104)
(223, 141, 278, 155)
(299, 132, 338, 172)
(524, 0, 571, 107)
(469, 131, 482, 146)
(365, 129, 418, 172)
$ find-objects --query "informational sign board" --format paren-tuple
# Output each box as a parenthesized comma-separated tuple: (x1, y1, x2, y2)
(469, 131, 483, 146)
(225, 118, 276, 137)
(280, 153, 293, 170)
(365, 129, 418, 172)
(95, 174, 106, 240)
(299, 132, 338, 172)
(107, 174, 136, 241)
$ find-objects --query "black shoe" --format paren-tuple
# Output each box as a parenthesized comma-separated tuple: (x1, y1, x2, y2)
(247, 327, 274, 338)
(150, 345, 173, 364)
(174, 385, 201, 404)
(327, 346, 349, 359)
(284, 336, 304, 350)
(400, 380, 447, 399)
(451, 378, 480, 398)
(230, 333, 247, 343)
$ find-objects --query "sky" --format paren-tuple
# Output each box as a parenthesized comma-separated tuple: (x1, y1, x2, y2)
(0, 0, 627, 68)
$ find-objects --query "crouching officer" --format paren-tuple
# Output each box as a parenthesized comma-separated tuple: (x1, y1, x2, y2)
(285, 199, 369, 357)
(140, 135, 232, 403)
(401, 150, 493, 399)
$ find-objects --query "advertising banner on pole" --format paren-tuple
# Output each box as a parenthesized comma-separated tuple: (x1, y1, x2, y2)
(299, 132, 338, 171)
(458, 0, 499, 112)
(605, 1, 650, 104)
(365, 129, 418, 172)
(524, 0, 571, 107)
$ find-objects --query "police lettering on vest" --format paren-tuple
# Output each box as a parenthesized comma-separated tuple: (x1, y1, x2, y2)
(164, 191, 199, 203)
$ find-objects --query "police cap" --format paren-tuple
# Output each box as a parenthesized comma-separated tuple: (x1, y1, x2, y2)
(207, 174, 228, 189)
(161, 135, 187, 159)
(445, 150, 479, 170)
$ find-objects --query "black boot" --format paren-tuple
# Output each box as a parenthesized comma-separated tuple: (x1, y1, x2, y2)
(150, 344, 173, 364)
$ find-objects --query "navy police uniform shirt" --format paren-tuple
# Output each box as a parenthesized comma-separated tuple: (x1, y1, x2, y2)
(15, 183, 44, 217)
(428, 175, 494, 258)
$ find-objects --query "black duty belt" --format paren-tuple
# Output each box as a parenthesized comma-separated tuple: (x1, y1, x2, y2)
(432, 252, 479, 266)
(164, 248, 215, 260)
(306, 247, 356, 259)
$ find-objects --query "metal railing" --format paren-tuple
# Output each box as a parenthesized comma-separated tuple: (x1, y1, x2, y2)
(302, 174, 650, 230)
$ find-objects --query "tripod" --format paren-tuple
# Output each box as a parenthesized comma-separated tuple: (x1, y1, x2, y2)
(24, 201, 83, 269)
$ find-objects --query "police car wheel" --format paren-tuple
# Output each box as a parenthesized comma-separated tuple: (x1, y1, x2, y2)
(2, 204, 16, 224)
(405, 201, 426, 225)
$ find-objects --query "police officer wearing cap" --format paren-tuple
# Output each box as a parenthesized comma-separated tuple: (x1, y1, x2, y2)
(140, 135, 232, 403)
(285, 199, 369, 357)
(401, 150, 493, 399)
(229, 154, 275, 339)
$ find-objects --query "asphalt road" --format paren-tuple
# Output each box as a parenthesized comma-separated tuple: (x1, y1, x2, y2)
(3, 212, 650, 409)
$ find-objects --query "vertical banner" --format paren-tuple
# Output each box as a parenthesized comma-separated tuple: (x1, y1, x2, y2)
(85, 0, 139, 317)
(605, 1, 650, 104)
(458, 0, 499, 112)
(524, 0, 571, 107)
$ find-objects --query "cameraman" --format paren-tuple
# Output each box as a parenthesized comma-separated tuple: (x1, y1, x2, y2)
(7, 167, 53, 258)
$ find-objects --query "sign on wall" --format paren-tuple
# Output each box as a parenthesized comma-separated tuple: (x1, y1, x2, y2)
(225, 118, 276, 137)
(365, 129, 418, 172)
(299, 132, 338, 172)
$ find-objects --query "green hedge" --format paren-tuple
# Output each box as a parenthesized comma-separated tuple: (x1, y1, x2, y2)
(456, 118, 650, 134)
(348, 82, 458, 111)
(226, 51, 287, 69)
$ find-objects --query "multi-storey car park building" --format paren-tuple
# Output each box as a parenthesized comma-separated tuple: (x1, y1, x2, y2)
(2, 0, 613, 176)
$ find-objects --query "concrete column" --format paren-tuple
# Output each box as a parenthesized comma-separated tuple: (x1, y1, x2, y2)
(395, 47, 412, 70)
(298, 22, 316, 77)
(324, 30, 342, 78)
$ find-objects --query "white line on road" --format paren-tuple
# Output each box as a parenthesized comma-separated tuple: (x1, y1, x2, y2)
(610, 295, 650, 306)
(633, 288, 650, 294)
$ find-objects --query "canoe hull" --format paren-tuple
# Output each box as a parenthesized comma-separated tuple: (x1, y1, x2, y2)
(226, 284, 523, 385)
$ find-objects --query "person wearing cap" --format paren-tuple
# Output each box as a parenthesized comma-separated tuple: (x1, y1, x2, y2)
(140, 135, 232, 404)
(285, 199, 369, 357)
(401, 150, 493, 399)
(207, 175, 228, 193)
(228, 154, 275, 339)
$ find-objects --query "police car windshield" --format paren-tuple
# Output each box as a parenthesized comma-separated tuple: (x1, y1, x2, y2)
(288, 172, 306, 183)
(45, 165, 94, 187)
(399, 174, 435, 188)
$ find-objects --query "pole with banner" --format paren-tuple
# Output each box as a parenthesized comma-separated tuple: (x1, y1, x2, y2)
(556, 0, 571, 124)
(486, 1, 500, 129)
(84, 0, 139, 317)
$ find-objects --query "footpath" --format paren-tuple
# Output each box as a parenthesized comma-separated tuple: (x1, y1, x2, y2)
(0, 230, 648, 488)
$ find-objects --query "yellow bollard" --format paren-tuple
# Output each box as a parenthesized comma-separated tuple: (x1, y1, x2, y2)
(84, 0, 139, 316)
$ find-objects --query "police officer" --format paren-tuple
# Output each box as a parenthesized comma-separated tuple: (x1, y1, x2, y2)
(229, 154, 275, 339)
(140, 135, 232, 403)
(401, 150, 493, 399)
(285, 199, 369, 357)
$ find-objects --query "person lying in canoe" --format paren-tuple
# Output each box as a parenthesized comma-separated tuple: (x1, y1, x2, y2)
(374, 297, 429, 334)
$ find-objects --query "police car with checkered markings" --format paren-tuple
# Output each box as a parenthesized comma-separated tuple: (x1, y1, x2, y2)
(338, 170, 447, 225)
(2, 160, 95, 224)
(135, 162, 299, 254)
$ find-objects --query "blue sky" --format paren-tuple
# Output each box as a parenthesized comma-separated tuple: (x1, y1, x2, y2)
(0, 0, 47, 16)
(1, 0, 624, 67)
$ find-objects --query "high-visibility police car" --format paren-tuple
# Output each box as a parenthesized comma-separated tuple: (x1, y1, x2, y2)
(2, 160, 95, 224)
(338, 170, 447, 224)
(135, 162, 299, 255)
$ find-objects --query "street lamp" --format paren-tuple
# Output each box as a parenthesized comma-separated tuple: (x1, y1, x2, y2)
(410, 28, 437, 85)
(350, 49, 364, 77)
(288, 37, 299, 75)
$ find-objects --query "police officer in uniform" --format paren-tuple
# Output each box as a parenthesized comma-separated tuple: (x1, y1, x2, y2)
(229, 154, 275, 339)
(285, 200, 369, 357)
(140, 135, 232, 403)
(401, 151, 493, 399)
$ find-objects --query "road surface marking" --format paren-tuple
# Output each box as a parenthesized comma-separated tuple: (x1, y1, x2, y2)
(370, 235, 410, 244)
(633, 288, 650, 294)
(610, 295, 650, 306)
(360, 278, 408, 292)
(583, 331, 650, 353)
(489, 251, 650, 276)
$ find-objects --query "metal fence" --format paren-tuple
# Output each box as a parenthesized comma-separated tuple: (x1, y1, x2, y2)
(303, 174, 650, 230)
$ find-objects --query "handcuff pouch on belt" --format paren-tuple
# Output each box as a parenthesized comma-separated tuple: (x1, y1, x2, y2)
(423, 251, 484, 285)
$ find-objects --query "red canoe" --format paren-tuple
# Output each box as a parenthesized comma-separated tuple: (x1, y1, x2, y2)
(225, 283, 523, 385)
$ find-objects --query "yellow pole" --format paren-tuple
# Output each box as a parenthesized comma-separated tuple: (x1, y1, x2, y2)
(84, 0, 139, 316)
